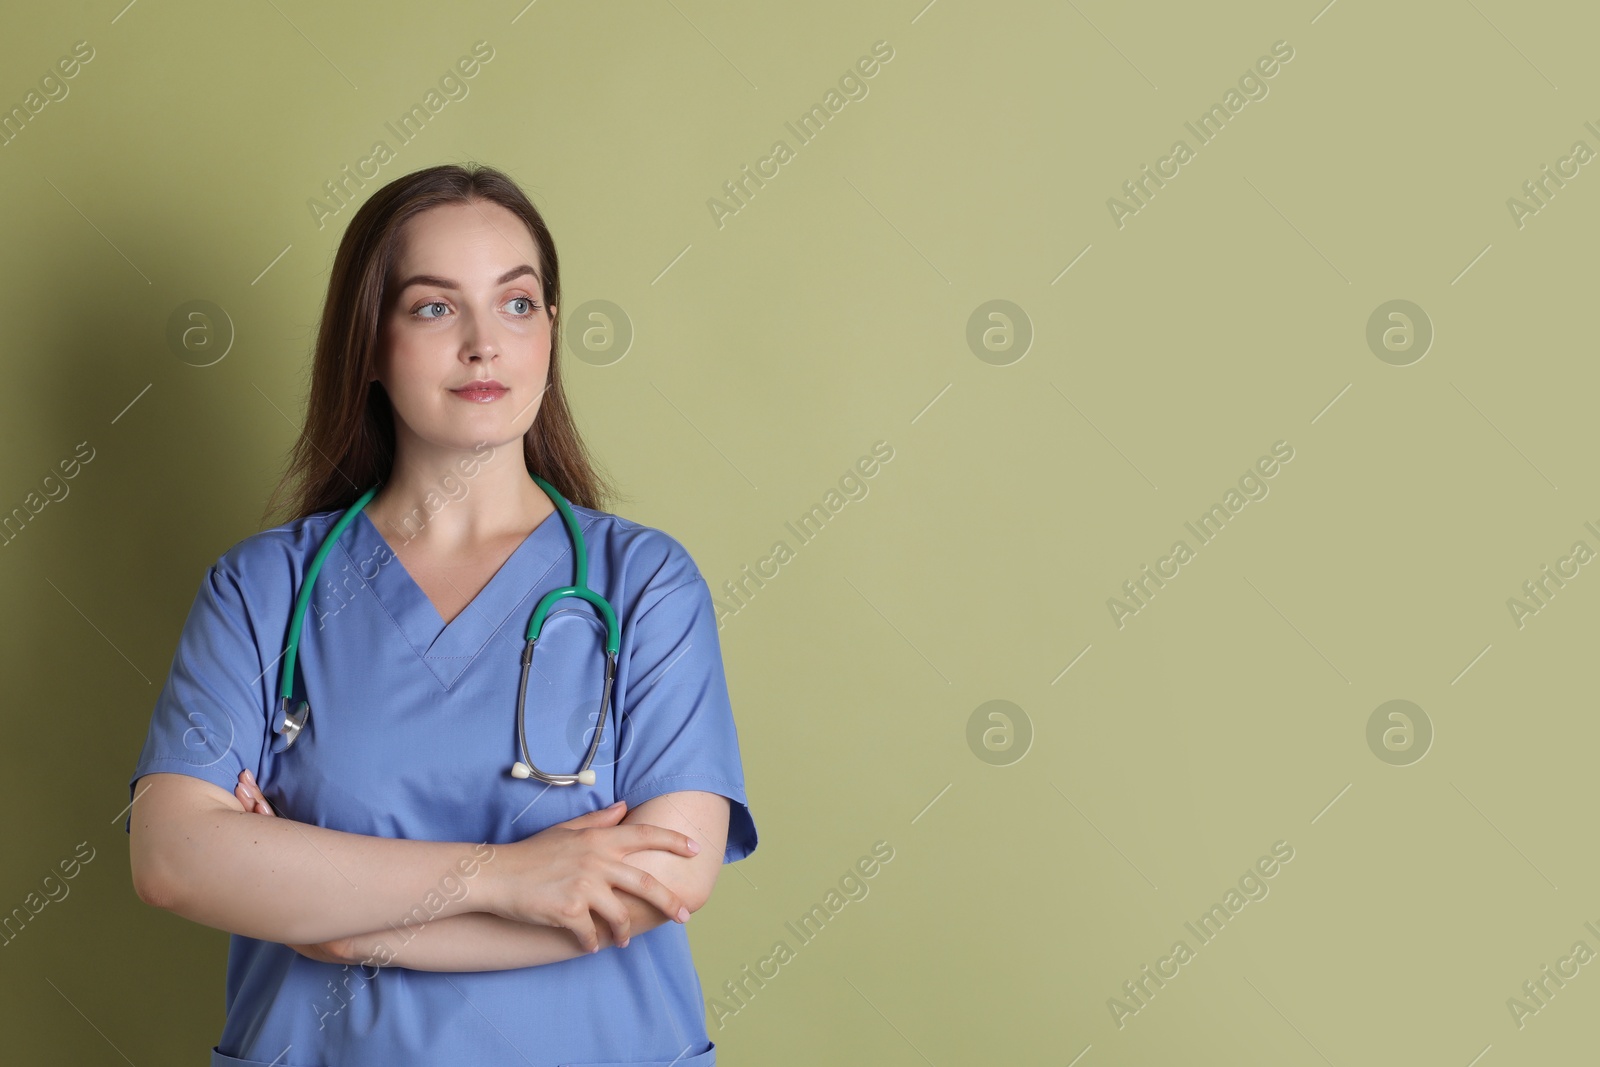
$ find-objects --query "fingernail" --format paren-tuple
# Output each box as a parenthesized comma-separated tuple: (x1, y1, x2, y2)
(610, 800, 625, 808)
(687, 839, 700, 854)
(242, 786, 254, 800)
(677, 906, 690, 923)
(620, 938, 630, 948)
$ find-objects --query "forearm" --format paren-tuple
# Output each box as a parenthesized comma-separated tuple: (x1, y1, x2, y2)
(134, 782, 497, 945)
(341, 894, 671, 972)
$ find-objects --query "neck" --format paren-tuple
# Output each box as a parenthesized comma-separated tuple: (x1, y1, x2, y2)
(365, 436, 554, 551)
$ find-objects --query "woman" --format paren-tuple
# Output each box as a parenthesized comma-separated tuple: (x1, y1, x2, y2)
(126, 163, 757, 1066)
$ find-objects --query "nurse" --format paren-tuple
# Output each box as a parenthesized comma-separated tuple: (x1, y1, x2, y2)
(126, 163, 758, 1066)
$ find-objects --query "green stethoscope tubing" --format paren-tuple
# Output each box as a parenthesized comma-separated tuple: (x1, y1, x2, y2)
(273, 473, 620, 786)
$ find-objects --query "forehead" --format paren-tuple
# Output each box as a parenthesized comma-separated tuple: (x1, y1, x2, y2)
(391, 200, 541, 281)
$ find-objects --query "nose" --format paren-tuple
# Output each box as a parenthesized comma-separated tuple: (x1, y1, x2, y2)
(460, 307, 499, 362)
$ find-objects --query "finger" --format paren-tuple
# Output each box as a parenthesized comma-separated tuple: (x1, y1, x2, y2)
(618, 824, 700, 858)
(592, 894, 633, 948)
(565, 910, 602, 955)
(236, 779, 272, 817)
(241, 770, 276, 817)
(614, 861, 690, 925)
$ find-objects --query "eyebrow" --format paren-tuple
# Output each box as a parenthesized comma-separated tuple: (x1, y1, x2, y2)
(395, 264, 540, 292)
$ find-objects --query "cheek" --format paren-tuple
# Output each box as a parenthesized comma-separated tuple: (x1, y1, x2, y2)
(376, 326, 450, 412)
(519, 323, 554, 373)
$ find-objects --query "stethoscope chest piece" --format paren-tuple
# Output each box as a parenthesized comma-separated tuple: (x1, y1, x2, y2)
(272, 697, 310, 753)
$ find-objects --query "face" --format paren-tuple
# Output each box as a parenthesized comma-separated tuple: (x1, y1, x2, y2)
(374, 199, 557, 456)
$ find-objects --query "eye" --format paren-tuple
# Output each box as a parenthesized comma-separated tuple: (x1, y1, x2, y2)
(409, 296, 541, 321)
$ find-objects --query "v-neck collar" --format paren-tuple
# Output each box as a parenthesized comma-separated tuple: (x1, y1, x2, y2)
(339, 504, 581, 690)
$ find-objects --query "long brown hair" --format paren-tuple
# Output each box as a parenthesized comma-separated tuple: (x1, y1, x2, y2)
(261, 162, 617, 527)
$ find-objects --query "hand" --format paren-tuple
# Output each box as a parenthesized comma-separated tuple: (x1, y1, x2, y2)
(488, 800, 701, 954)
(234, 769, 274, 816)
(234, 771, 352, 964)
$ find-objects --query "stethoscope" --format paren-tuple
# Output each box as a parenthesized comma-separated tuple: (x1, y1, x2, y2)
(270, 473, 619, 786)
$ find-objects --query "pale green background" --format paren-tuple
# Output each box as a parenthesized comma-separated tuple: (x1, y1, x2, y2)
(1, 0, 1595, 1063)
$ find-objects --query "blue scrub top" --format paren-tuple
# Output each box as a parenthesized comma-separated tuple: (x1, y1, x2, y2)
(126, 500, 757, 1067)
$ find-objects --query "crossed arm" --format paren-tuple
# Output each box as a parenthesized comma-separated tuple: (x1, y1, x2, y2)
(233, 770, 730, 972)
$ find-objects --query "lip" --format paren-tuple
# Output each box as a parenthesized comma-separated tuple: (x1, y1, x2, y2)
(450, 380, 509, 402)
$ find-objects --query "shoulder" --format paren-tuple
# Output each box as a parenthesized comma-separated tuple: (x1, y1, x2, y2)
(163, 511, 344, 647)
(567, 505, 708, 605)
(207, 509, 344, 593)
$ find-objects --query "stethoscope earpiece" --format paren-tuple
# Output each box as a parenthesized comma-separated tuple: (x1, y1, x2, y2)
(511, 762, 597, 786)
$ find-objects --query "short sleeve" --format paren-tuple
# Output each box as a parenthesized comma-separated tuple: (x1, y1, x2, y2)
(125, 563, 268, 833)
(614, 574, 757, 863)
